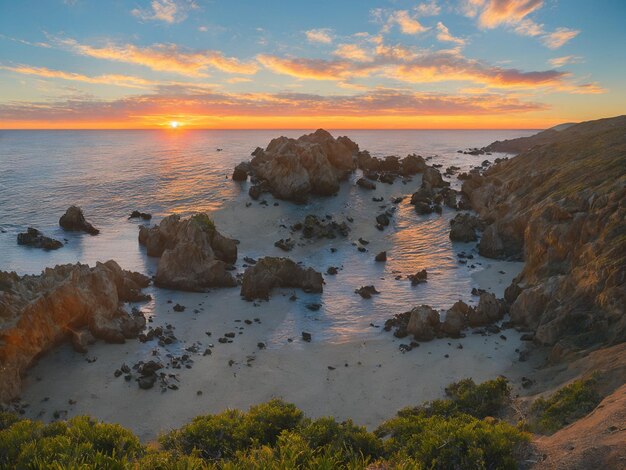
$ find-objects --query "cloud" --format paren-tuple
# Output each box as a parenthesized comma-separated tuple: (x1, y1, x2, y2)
(436, 22, 466, 45)
(473, 0, 544, 28)
(305, 29, 333, 44)
(55, 37, 258, 77)
(131, 0, 197, 24)
(415, 1, 441, 16)
(462, 1, 579, 49)
(373, 9, 430, 35)
(0, 64, 156, 89)
(226, 77, 253, 84)
(259, 44, 573, 91)
(542, 27, 579, 49)
(0, 86, 547, 126)
(549, 55, 582, 68)
(333, 44, 372, 62)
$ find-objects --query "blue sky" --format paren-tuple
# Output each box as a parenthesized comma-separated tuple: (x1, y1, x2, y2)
(0, 0, 624, 128)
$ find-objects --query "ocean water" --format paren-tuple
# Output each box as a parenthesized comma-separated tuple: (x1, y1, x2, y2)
(0, 129, 534, 344)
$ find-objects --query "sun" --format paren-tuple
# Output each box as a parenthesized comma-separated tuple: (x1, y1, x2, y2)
(169, 121, 180, 129)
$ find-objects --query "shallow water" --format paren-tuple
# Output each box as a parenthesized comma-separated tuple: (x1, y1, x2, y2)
(0, 129, 532, 345)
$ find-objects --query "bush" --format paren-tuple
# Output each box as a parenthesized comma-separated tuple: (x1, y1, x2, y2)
(375, 413, 528, 469)
(396, 377, 511, 420)
(530, 377, 600, 434)
(160, 399, 303, 461)
(299, 417, 383, 463)
(0, 416, 143, 468)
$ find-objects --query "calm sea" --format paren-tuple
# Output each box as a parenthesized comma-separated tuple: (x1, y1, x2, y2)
(0, 129, 534, 343)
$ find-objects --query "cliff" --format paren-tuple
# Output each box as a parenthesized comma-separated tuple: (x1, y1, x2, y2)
(462, 115, 626, 359)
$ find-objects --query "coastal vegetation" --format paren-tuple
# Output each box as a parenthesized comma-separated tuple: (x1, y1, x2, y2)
(0, 379, 529, 469)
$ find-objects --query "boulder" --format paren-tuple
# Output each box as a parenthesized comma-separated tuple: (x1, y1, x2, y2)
(408, 269, 428, 285)
(17, 228, 63, 250)
(468, 292, 504, 326)
(129, 211, 152, 220)
(240, 257, 323, 300)
(355, 285, 379, 299)
(356, 178, 376, 190)
(449, 213, 482, 242)
(232, 162, 249, 181)
(138, 213, 237, 291)
(0, 260, 149, 402)
(441, 301, 470, 336)
(422, 167, 447, 189)
(375, 251, 387, 262)
(406, 305, 440, 341)
(59, 206, 99, 235)
(400, 154, 427, 175)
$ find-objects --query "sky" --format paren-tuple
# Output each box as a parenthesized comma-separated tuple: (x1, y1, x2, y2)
(0, 0, 624, 129)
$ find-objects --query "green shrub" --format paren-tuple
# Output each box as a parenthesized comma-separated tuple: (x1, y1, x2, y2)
(396, 378, 511, 420)
(530, 377, 600, 434)
(191, 213, 216, 232)
(160, 399, 303, 461)
(298, 417, 383, 463)
(375, 413, 528, 470)
(0, 411, 21, 431)
(0, 415, 143, 468)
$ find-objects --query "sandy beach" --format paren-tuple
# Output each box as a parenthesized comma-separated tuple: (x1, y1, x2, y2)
(7, 154, 534, 442)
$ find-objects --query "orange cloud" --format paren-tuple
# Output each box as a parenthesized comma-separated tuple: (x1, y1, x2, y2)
(0, 86, 547, 129)
(549, 55, 582, 68)
(436, 22, 466, 46)
(333, 44, 372, 62)
(542, 27, 580, 49)
(259, 45, 571, 91)
(0, 64, 156, 89)
(373, 9, 430, 35)
(305, 29, 333, 44)
(56, 37, 258, 77)
(474, 0, 544, 28)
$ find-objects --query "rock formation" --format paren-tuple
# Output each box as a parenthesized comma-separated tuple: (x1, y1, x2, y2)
(17, 228, 63, 250)
(0, 260, 149, 402)
(240, 257, 323, 300)
(462, 116, 626, 357)
(59, 206, 99, 235)
(237, 129, 359, 202)
(139, 213, 237, 291)
(449, 213, 483, 242)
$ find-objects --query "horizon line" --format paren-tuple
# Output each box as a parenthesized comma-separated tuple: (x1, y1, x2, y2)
(0, 127, 544, 131)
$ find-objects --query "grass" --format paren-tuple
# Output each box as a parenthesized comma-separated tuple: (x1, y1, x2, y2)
(529, 377, 601, 434)
(0, 379, 530, 469)
(191, 213, 216, 232)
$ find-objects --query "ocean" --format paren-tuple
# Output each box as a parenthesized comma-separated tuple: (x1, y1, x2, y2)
(0, 129, 534, 344)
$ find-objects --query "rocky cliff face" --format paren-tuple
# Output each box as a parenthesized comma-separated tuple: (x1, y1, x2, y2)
(139, 213, 238, 292)
(0, 260, 149, 402)
(462, 116, 626, 359)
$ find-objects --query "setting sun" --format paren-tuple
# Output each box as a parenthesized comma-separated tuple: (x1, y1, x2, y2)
(169, 121, 179, 129)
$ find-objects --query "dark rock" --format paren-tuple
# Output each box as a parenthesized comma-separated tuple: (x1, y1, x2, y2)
(355, 285, 379, 299)
(59, 206, 99, 235)
(172, 304, 185, 312)
(408, 270, 428, 285)
(240, 257, 323, 300)
(375, 251, 387, 262)
(357, 178, 376, 190)
(302, 331, 312, 342)
(129, 211, 152, 220)
(17, 228, 63, 250)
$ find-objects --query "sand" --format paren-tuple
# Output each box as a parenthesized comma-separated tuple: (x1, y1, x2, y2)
(16, 171, 531, 442)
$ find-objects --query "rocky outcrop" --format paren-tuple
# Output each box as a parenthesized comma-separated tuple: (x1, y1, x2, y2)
(291, 214, 350, 240)
(59, 206, 99, 235)
(406, 305, 440, 341)
(468, 292, 505, 327)
(138, 213, 237, 291)
(237, 129, 359, 202)
(441, 301, 471, 337)
(0, 260, 149, 402)
(449, 213, 483, 242)
(462, 116, 626, 355)
(409, 165, 451, 215)
(356, 153, 427, 182)
(17, 228, 63, 250)
(240, 257, 324, 300)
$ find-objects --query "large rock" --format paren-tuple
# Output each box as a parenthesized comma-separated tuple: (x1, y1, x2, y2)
(422, 167, 447, 189)
(441, 301, 470, 336)
(406, 305, 440, 341)
(138, 213, 237, 291)
(17, 228, 63, 250)
(468, 292, 504, 326)
(59, 206, 99, 235)
(240, 257, 323, 300)
(0, 260, 148, 402)
(449, 213, 482, 242)
(239, 129, 359, 202)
